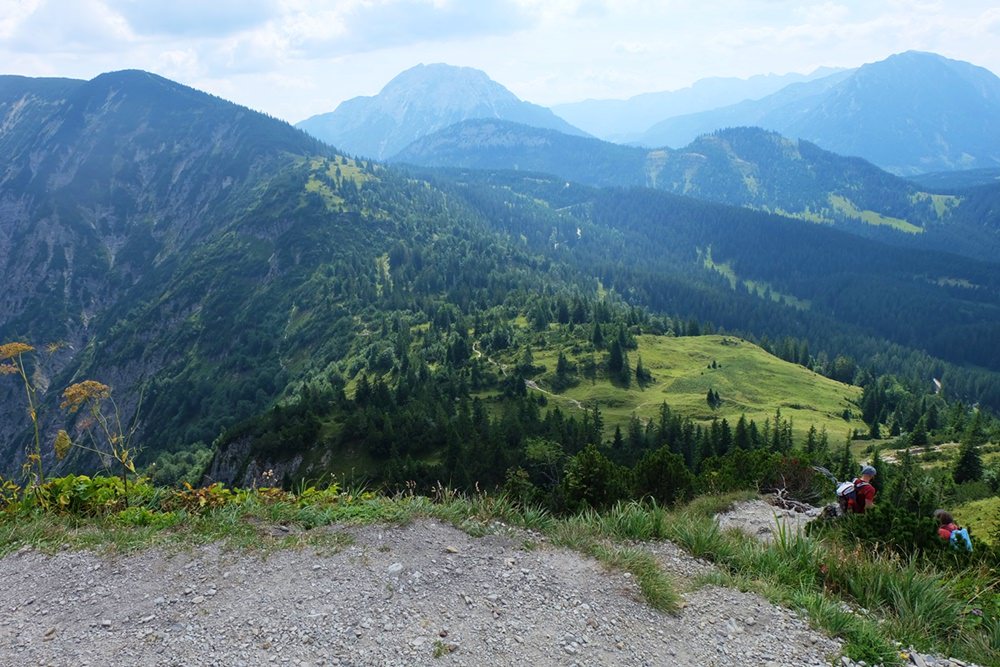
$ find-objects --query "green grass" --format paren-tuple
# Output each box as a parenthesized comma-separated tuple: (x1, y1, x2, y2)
(702, 247, 811, 310)
(525, 333, 865, 443)
(828, 194, 924, 234)
(954, 496, 1000, 546)
(910, 192, 961, 219)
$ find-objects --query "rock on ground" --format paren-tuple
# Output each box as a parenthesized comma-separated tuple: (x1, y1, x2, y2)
(0, 519, 842, 666)
(716, 499, 821, 543)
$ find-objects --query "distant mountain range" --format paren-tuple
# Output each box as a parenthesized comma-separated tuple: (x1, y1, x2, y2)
(299, 53, 1000, 176)
(395, 120, 1000, 260)
(636, 52, 1000, 175)
(551, 68, 844, 141)
(296, 63, 587, 160)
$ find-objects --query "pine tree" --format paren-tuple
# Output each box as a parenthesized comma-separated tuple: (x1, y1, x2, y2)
(954, 411, 985, 483)
(635, 355, 651, 386)
(608, 340, 623, 374)
(718, 418, 733, 456)
(619, 347, 632, 387)
(734, 415, 751, 450)
(910, 415, 929, 448)
(805, 424, 818, 453)
(837, 436, 856, 481)
(591, 321, 604, 349)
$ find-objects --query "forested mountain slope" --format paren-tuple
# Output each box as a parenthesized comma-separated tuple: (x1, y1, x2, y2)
(396, 122, 999, 261)
(3, 70, 1000, 485)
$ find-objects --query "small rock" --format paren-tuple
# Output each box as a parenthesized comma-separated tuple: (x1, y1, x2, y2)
(100, 619, 112, 628)
(445, 546, 459, 554)
(386, 563, 404, 576)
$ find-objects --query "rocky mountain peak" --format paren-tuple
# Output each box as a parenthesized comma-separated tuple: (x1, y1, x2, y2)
(296, 63, 585, 159)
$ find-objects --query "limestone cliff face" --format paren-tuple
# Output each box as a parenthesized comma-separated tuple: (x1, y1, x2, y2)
(0, 71, 330, 475)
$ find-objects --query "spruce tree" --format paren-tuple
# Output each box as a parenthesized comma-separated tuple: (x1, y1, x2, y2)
(734, 415, 751, 450)
(592, 321, 604, 349)
(805, 425, 819, 453)
(954, 413, 985, 483)
(837, 437, 856, 481)
(635, 355, 651, 386)
(608, 340, 623, 374)
(910, 415, 929, 448)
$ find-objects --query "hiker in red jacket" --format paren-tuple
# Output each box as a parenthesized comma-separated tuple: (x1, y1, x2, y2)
(934, 509, 960, 540)
(848, 465, 876, 514)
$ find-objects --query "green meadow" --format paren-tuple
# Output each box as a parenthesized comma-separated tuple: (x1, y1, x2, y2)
(524, 334, 865, 443)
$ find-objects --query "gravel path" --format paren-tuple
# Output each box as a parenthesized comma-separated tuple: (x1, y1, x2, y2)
(0, 518, 842, 666)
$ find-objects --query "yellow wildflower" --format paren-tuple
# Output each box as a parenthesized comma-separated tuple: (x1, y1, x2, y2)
(0, 342, 34, 361)
(54, 430, 72, 460)
(61, 380, 112, 413)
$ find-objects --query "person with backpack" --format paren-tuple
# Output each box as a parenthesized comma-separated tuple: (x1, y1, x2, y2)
(845, 465, 876, 514)
(934, 509, 973, 551)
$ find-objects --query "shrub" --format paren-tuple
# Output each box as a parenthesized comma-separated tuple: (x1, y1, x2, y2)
(115, 507, 181, 529)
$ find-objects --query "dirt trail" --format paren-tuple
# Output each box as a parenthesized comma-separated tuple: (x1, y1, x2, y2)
(1, 518, 840, 666)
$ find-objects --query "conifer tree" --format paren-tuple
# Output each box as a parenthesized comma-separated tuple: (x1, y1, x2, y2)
(910, 415, 929, 448)
(954, 411, 985, 483)
(734, 415, 751, 450)
(635, 355, 651, 386)
(591, 321, 604, 349)
(837, 436, 856, 481)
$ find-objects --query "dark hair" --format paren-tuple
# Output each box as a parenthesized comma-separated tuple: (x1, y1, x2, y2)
(933, 509, 954, 525)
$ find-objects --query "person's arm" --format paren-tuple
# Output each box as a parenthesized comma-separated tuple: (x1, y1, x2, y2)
(864, 486, 875, 510)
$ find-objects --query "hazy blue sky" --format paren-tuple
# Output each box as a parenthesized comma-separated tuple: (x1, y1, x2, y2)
(2, 0, 998, 122)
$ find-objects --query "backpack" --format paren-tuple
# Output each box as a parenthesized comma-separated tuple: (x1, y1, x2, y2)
(836, 481, 856, 513)
(950, 527, 973, 552)
(836, 480, 869, 513)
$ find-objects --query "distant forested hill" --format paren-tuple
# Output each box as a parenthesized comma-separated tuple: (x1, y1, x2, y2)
(396, 122, 1000, 261)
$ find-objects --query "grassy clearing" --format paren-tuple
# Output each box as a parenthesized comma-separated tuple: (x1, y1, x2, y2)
(525, 334, 864, 443)
(828, 194, 924, 234)
(910, 192, 961, 219)
(702, 247, 811, 310)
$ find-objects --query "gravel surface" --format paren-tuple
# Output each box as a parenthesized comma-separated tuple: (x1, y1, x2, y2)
(716, 499, 821, 543)
(0, 518, 844, 666)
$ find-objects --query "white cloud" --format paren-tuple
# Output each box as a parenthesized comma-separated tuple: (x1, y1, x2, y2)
(4, 0, 130, 53)
(280, 0, 532, 59)
(104, 0, 281, 37)
(1, 0, 999, 122)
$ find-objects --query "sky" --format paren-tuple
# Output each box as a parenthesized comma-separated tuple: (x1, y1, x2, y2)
(2, 0, 999, 124)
